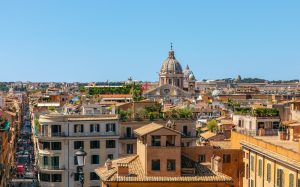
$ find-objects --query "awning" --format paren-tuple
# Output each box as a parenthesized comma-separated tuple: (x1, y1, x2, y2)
(0, 121, 10, 131)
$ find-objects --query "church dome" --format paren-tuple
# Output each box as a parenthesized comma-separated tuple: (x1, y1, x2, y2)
(183, 65, 193, 78)
(160, 50, 183, 74)
(188, 72, 196, 81)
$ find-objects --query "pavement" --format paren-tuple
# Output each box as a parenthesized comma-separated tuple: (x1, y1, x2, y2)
(7, 101, 39, 187)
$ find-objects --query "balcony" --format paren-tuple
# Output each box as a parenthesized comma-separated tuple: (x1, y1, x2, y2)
(39, 165, 65, 171)
(37, 132, 66, 138)
(120, 134, 136, 139)
(236, 129, 279, 136)
(73, 131, 119, 137)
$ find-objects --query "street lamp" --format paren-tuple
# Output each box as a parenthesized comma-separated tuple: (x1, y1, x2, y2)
(75, 147, 87, 187)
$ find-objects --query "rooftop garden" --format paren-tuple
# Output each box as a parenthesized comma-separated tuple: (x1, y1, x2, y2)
(118, 104, 193, 122)
(234, 107, 279, 117)
(88, 83, 143, 102)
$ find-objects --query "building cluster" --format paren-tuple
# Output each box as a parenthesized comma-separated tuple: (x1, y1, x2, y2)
(1, 46, 300, 187)
(0, 90, 24, 186)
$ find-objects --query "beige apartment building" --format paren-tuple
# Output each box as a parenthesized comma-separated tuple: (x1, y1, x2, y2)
(35, 105, 119, 187)
(233, 114, 280, 136)
(118, 119, 197, 157)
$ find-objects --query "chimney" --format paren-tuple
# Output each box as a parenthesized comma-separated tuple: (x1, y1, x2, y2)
(105, 159, 112, 170)
(117, 163, 129, 176)
(211, 155, 222, 172)
(166, 120, 172, 128)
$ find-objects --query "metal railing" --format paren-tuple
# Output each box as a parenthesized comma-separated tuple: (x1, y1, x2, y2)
(236, 129, 279, 136)
(121, 133, 136, 139)
(39, 165, 65, 170)
(37, 132, 66, 137)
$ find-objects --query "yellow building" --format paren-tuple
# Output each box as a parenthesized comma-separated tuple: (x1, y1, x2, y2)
(231, 131, 300, 187)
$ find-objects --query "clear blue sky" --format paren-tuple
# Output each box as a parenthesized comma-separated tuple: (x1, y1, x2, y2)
(0, 1, 299, 82)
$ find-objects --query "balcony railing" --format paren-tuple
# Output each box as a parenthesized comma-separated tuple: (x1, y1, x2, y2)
(121, 134, 136, 139)
(38, 131, 119, 138)
(38, 132, 66, 138)
(182, 132, 192, 137)
(236, 129, 279, 136)
(39, 165, 65, 170)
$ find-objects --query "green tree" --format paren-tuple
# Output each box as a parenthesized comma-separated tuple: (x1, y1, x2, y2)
(177, 108, 193, 119)
(207, 120, 218, 132)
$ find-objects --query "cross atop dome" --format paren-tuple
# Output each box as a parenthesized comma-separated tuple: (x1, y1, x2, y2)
(168, 43, 175, 59)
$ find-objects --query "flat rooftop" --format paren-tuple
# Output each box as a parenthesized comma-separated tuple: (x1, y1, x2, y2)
(253, 135, 298, 152)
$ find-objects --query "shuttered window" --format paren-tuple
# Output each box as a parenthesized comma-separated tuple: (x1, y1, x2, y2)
(277, 169, 284, 187)
(289, 173, 294, 187)
(250, 155, 254, 172)
(258, 159, 262, 177)
(267, 163, 271, 182)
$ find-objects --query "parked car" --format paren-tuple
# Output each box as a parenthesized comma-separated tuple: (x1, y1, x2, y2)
(16, 164, 25, 176)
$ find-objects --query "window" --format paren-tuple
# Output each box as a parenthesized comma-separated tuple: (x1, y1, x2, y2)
(40, 173, 50, 182)
(107, 154, 114, 160)
(273, 122, 280, 129)
(90, 141, 100, 149)
(198, 154, 206, 163)
(51, 156, 59, 169)
(277, 169, 284, 187)
(250, 179, 254, 187)
(106, 123, 116, 132)
(223, 154, 231, 163)
(152, 160, 160, 171)
(183, 126, 188, 136)
(74, 141, 84, 149)
(43, 142, 50, 150)
(250, 155, 254, 171)
(126, 127, 132, 138)
(246, 164, 249, 179)
(51, 142, 61, 150)
(126, 144, 133, 154)
(90, 124, 100, 133)
(74, 124, 84, 133)
(90, 172, 100, 180)
(91, 155, 100, 164)
(258, 159, 262, 177)
(52, 174, 62, 182)
(151, 136, 161, 146)
(51, 125, 61, 134)
(43, 156, 48, 166)
(74, 156, 78, 165)
(238, 120, 242, 127)
(106, 140, 116, 148)
(167, 160, 176, 171)
(166, 135, 175, 146)
(267, 163, 271, 182)
(289, 173, 294, 187)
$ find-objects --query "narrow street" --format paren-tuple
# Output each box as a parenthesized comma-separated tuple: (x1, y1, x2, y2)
(8, 97, 38, 187)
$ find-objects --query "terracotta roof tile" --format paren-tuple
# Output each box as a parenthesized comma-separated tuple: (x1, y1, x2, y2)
(133, 123, 164, 136)
(95, 155, 232, 183)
